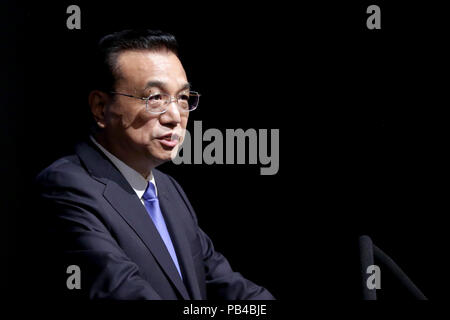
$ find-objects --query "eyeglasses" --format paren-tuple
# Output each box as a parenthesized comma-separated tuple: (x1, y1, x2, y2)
(110, 91, 200, 114)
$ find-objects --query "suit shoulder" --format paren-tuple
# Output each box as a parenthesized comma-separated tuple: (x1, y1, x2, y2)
(153, 168, 181, 190)
(35, 154, 92, 190)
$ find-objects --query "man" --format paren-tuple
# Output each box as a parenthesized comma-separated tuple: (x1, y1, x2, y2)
(34, 29, 274, 300)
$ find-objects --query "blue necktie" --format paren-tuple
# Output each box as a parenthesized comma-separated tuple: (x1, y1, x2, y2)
(142, 182, 182, 279)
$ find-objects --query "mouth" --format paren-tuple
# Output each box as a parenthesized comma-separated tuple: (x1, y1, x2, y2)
(156, 132, 180, 149)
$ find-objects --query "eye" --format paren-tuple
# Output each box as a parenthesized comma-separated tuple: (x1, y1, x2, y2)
(178, 94, 189, 101)
(149, 94, 163, 101)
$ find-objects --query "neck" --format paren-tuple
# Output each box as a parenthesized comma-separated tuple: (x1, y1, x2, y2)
(93, 132, 154, 179)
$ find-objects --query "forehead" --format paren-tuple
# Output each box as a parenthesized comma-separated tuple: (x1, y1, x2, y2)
(115, 50, 187, 90)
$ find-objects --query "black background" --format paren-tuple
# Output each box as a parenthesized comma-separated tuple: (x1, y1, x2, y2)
(2, 0, 448, 310)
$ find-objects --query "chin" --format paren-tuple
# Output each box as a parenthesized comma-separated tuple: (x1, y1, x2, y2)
(155, 148, 179, 163)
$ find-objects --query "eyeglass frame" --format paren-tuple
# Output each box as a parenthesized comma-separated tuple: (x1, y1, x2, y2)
(109, 90, 201, 114)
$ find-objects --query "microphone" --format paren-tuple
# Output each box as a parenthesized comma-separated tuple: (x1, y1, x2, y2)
(359, 235, 427, 300)
(373, 244, 427, 300)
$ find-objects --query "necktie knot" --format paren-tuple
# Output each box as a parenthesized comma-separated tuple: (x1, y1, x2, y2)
(143, 182, 157, 201)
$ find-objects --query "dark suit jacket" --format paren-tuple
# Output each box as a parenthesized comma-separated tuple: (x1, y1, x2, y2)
(33, 139, 274, 300)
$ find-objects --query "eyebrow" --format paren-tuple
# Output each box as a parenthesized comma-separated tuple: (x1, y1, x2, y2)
(144, 80, 191, 92)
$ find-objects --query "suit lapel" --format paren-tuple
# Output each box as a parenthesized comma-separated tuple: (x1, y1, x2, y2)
(76, 140, 190, 300)
(155, 176, 203, 300)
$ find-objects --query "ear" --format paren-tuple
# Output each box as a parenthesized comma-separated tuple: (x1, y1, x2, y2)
(89, 90, 109, 129)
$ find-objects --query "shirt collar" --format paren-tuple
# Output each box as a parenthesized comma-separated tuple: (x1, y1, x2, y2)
(90, 135, 157, 198)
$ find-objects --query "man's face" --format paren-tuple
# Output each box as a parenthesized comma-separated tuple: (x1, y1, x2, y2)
(101, 50, 189, 169)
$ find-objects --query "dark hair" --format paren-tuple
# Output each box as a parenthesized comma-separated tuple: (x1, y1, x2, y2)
(91, 29, 179, 93)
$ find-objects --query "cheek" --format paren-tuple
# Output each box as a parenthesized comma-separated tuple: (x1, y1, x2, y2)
(179, 116, 189, 143)
(107, 103, 142, 128)
(181, 115, 189, 128)
(133, 118, 160, 142)
(180, 115, 189, 133)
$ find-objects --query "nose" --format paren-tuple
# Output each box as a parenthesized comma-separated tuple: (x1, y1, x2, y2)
(159, 100, 182, 126)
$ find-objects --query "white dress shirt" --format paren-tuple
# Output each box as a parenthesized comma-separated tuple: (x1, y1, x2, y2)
(90, 135, 157, 204)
